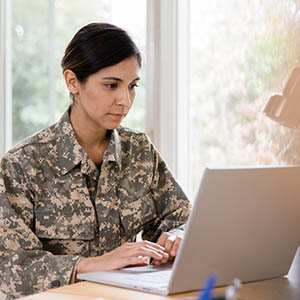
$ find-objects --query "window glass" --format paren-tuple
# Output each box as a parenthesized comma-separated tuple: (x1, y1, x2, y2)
(190, 0, 300, 198)
(11, 0, 146, 146)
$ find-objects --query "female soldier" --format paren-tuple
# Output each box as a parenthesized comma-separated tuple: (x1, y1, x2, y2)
(0, 23, 190, 299)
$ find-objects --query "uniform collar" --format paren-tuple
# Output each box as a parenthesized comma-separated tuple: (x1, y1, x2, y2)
(56, 107, 122, 176)
(103, 129, 122, 170)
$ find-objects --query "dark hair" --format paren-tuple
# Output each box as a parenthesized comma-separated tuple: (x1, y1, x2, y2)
(61, 23, 141, 83)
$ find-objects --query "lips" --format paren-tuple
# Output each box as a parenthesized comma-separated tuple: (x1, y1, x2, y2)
(109, 113, 126, 119)
(110, 113, 124, 116)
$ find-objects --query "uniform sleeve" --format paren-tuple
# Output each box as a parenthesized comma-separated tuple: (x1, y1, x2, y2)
(142, 139, 191, 241)
(0, 153, 80, 299)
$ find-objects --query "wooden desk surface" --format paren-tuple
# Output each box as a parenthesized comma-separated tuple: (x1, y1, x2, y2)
(20, 249, 300, 300)
(19, 276, 300, 300)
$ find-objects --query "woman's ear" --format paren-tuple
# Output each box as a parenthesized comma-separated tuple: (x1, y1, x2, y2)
(63, 69, 80, 95)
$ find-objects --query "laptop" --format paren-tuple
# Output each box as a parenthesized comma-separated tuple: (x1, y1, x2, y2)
(77, 166, 300, 295)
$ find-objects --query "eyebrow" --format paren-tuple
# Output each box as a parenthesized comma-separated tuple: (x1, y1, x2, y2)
(102, 76, 140, 82)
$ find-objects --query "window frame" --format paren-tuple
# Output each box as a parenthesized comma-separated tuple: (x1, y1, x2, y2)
(146, 0, 190, 195)
(0, 0, 4, 156)
(48, 0, 57, 125)
(0, 0, 12, 157)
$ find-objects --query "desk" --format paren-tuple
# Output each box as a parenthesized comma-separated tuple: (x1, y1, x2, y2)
(20, 249, 300, 300)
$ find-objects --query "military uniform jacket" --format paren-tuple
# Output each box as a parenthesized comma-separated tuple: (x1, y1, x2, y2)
(0, 108, 190, 299)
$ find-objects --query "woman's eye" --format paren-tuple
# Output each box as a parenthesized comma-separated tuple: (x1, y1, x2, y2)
(130, 83, 139, 89)
(105, 83, 118, 89)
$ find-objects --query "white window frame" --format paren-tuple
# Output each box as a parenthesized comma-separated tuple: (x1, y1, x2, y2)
(0, 0, 12, 157)
(48, 0, 56, 124)
(146, 0, 190, 195)
(0, 0, 4, 157)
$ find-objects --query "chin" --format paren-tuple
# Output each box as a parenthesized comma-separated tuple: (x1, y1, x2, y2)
(106, 122, 122, 130)
(108, 126, 120, 130)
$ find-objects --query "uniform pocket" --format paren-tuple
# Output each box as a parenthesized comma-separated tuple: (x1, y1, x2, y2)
(120, 192, 158, 237)
(35, 211, 94, 240)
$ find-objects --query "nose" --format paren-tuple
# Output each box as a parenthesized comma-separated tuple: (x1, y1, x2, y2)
(116, 88, 131, 107)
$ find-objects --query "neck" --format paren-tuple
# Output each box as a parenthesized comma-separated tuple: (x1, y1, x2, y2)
(70, 105, 108, 149)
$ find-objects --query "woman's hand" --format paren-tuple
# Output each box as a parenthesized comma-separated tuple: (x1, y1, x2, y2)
(77, 241, 169, 274)
(151, 232, 182, 265)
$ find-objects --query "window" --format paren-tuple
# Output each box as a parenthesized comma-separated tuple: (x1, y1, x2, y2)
(189, 0, 300, 198)
(2, 0, 146, 151)
(3, 1, 300, 201)
(1, 0, 188, 193)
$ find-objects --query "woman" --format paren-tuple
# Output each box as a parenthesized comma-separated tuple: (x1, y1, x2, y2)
(0, 23, 190, 299)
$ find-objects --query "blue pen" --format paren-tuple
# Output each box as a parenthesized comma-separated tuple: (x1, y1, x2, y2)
(197, 275, 216, 300)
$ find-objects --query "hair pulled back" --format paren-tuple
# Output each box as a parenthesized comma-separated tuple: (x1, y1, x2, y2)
(61, 23, 141, 83)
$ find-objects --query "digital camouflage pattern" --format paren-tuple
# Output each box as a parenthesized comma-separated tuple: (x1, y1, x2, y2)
(0, 107, 190, 299)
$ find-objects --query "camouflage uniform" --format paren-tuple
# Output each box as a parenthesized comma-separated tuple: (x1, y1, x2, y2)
(0, 107, 190, 299)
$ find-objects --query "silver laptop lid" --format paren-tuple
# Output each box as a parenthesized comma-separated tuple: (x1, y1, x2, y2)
(169, 166, 300, 294)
